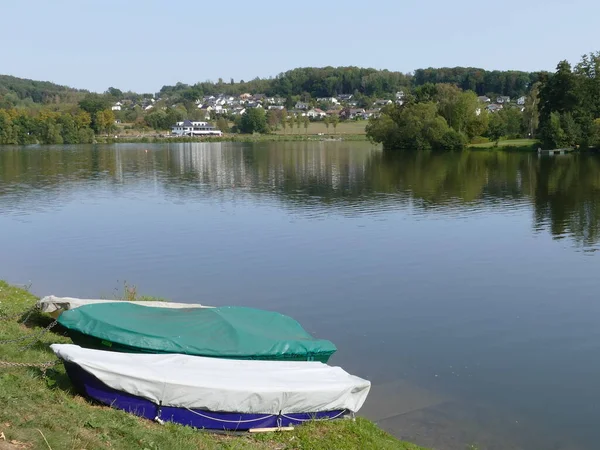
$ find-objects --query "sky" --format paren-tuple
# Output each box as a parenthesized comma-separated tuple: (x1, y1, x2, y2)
(1, 0, 598, 93)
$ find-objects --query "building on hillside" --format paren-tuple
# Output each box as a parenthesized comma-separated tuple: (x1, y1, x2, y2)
(364, 109, 380, 119)
(231, 107, 246, 116)
(317, 97, 340, 104)
(339, 108, 366, 120)
(295, 102, 309, 110)
(239, 93, 252, 100)
(171, 120, 222, 136)
(496, 96, 511, 104)
(306, 108, 327, 119)
(338, 94, 353, 102)
(268, 105, 285, 110)
(517, 96, 526, 105)
(487, 104, 503, 112)
(478, 96, 491, 103)
(111, 102, 122, 111)
(373, 99, 393, 107)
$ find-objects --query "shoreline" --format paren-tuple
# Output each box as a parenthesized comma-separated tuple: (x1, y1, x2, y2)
(0, 280, 425, 450)
(93, 133, 370, 144)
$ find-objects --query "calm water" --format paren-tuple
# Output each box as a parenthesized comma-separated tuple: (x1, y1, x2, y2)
(1, 142, 600, 449)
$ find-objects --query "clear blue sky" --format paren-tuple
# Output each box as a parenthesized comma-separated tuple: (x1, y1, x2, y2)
(2, 0, 597, 93)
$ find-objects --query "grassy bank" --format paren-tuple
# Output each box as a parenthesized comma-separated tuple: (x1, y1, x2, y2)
(0, 281, 424, 450)
(469, 138, 539, 152)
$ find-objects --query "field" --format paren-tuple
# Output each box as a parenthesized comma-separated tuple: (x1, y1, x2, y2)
(469, 139, 539, 150)
(0, 281, 425, 450)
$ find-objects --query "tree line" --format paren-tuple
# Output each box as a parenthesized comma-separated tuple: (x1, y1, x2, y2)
(367, 52, 600, 151)
(0, 93, 118, 145)
(538, 53, 600, 149)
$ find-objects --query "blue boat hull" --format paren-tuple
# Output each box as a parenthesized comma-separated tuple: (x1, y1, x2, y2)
(64, 362, 347, 430)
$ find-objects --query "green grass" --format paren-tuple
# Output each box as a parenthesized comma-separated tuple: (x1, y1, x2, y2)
(469, 138, 539, 151)
(274, 120, 367, 136)
(0, 281, 425, 450)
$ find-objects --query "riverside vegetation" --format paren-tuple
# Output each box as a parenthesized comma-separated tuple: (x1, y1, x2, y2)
(366, 52, 600, 151)
(0, 54, 598, 149)
(0, 280, 424, 450)
(0, 62, 569, 147)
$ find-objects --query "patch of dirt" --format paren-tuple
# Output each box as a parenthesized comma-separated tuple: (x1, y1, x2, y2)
(0, 440, 32, 450)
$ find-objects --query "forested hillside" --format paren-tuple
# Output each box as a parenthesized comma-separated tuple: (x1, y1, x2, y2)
(0, 75, 86, 108)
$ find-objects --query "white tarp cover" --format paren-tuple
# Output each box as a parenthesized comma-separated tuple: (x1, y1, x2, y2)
(51, 344, 371, 414)
(38, 296, 209, 314)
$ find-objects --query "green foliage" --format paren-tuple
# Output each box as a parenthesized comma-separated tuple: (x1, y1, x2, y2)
(413, 67, 544, 98)
(216, 117, 230, 133)
(366, 102, 467, 151)
(94, 109, 116, 134)
(0, 108, 96, 145)
(239, 108, 268, 134)
(487, 113, 507, 145)
(144, 107, 185, 131)
(79, 93, 112, 116)
(537, 54, 600, 149)
(0, 74, 85, 107)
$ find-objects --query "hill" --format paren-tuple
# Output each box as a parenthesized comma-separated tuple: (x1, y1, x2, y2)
(0, 74, 87, 108)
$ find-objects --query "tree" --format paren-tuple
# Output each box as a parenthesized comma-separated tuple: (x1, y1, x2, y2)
(303, 116, 310, 135)
(330, 114, 339, 134)
(501, 107, 523, 138)
(267, 109, 280, 131)
(487, 112, 507, 146)
(239, 108, 268, 134)
(522, 82, 541, 138)
(0, 109, 15, 144)
(323, 116, 330, 134)
(73, 111, 92, 130)
(94, 109, 115, 134)
(281, 113, 288, 134)
(106, 87, 123, 99)
(287, 115, 295, 133)
(216, 117, 230, 133)
(366, 102, 467, 151)
(296, 114, 302, 134)
(79, 93, 112, 116)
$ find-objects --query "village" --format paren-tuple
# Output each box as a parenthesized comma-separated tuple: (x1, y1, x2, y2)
(110, 91, 409, 125)
(111, 89, 528, 128)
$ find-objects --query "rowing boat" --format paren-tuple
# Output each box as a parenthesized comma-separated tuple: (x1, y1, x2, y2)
(52, 344, 370, 431)
(57, 302, 337, 362)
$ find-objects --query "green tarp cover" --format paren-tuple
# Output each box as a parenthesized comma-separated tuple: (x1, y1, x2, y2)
(58, 303, 336, 362)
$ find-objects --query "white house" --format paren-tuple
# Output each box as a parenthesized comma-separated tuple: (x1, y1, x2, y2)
(171, 120, 222, 137)
(478, 96, 491, 103)
(496, 96, 511, 104)
(517, 96, 526, 105)
(317, 97, 339, 105)
(295, 102, 309, 110)
(111, 102, 122, 111)
(306, 108, 327, 119)
(268, 105, 285, 110)
(373, 99, 393, 107)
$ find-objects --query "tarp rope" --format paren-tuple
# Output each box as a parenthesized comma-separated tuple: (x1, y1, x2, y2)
(183, 408, 276, 424)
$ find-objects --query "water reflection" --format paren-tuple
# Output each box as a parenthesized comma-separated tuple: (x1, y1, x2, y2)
(2, 143, 600, 249)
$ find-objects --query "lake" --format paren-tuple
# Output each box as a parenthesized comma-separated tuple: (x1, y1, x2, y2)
(1, 142, 600, 450)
